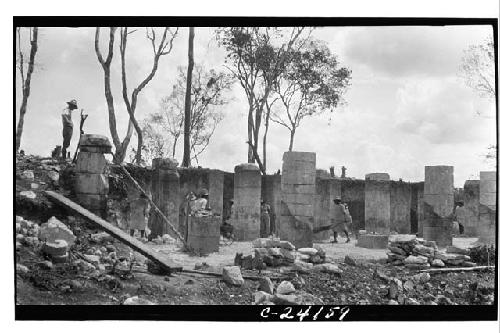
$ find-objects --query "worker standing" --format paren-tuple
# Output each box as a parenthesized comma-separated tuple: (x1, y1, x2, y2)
(61, 99, 78, 159)
(260, 200, 271, 237)
(129, 193, 150, 239)
(330, 196, 352, 243)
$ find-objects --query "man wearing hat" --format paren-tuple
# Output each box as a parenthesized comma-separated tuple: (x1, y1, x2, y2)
(330, 196, 352, 243)
(61, 99, 78, 159)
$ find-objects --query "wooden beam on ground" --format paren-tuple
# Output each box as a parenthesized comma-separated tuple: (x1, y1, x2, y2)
(419, 266, 494, 274)
(44, 190, 182, 274)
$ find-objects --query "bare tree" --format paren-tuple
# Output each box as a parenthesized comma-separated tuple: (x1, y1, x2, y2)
(120, 27, 178, 165)
(182, 27, 195, 167)
(216, 27, 311, 173)
(95, 27, 178, 164)
(271, 39, 351, 151)
(459, 36, 495, 100)
(16, 27, 39, 152)
(143, 65, 232, 164)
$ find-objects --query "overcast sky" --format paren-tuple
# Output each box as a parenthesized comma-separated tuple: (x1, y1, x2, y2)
(15, 25, 496, 187)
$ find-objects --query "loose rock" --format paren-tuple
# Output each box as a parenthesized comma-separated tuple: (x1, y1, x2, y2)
(258, 277, 274, 294)
(123, 296, 156, 305)
(276, 280, 295, 295)
(222, 266, 244, 286)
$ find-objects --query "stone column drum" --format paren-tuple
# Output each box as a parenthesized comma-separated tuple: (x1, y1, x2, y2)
(423, 166, 454, 247)
(364, 174, 391, 234)
(478, 171, 497, 245)
(74, 134, 112, 217)
(233, 163, 261, 241)
(280, 152, 316, 248)
(149, 158, 180, 239)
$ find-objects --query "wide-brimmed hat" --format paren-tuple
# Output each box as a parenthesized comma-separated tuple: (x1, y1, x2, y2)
(67, 99, 78, 108)
(199, 188, 209, 197)
(333, 196, 342, 202)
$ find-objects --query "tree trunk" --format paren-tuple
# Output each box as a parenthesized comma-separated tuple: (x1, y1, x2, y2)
(172, 135, 179, 158)
(16, 27, 38, 152)
(182, 27, 195, 167)
(247, 105, 254, 163)
(262, 102, 272, 172)
(288, 127, 296, 151)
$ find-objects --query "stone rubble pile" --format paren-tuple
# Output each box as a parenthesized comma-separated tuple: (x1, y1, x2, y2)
(16, 215, 41, 249)
(386, 235, 475, 268)
(234, 238, 340, 274)
(253, 279, 323, 305)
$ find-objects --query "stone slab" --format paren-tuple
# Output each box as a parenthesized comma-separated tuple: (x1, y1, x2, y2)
(356, 234, 389, 249)
(424, 166, 454, 195)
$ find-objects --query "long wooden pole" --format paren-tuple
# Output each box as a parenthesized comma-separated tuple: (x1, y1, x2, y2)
(115, 161, 193, 253)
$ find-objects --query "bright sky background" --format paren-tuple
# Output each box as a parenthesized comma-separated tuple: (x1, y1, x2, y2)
(15, 25, 496, 187)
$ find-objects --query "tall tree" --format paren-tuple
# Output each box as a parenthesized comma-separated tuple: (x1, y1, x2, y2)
(182, 27, 195, 167)
(143, 65, 232, 164)
(271, 39, 351, 151)
(95, 27, 178, 164)
(120, 27, 178, 165)
(16, 27, 39, 152)
(216, 27, 311, 173)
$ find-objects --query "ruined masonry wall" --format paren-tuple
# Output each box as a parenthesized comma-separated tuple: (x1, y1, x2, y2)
(478, 171, 496, 244)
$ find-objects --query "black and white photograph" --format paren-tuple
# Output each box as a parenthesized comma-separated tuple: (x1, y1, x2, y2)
(9, 0, 499, 324)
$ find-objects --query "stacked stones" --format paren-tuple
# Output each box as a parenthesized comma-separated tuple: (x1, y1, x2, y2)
(235, 238, 296, 269)
(150, 158, 180, 239)
(478, 171, 496, 245)
(74, 134, 112, 217)
(422, 166, 454, 247)
(233, 163, 261, 241)
(386, 235, 476, 268)
(280, 152, 316, 248)
(15, 215, 41, 250)
(358, 173, 391, 249)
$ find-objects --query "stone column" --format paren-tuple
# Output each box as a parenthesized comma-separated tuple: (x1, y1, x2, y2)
(478, 171, 496, 244)
(150, 158, 180, 239)
(280, 152, 316, 248)
(390, 181, 411, 234)
(423, 166, 454, 247)
(364, 174, 391, 234)
(74, 134, 111, 217)
(208, 169, 224, 217)
(233, 163, 261, 241)
(461, 180, 480, 236)
(314, 171, 341, 241)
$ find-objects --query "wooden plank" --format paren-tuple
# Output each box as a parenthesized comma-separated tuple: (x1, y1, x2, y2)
(44, 190, 182, 274)
(419, 266, 494, 274)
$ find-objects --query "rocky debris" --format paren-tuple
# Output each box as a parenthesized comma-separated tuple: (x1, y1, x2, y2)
(386, 237, 477, 268)
(47, 171, 60, 183)
(15, 216, 41, 249)
(311, 263, 342, 274)
(42, 239, 68, 257)
(38, 216, 76, 246)
(272, 293, 302, 305)
(90, 232, 114, 244)
(344, 255, 357, 266)
(16, 264, 29, 274)
(253, 291, 273, 304)
(297, 248, 318, 256)
(20, 190, 37, 199)
(258, 277, 274, 294)
(388, 300, 399, 305)
(276, 280, 295, 295)
(22, 170, 35, 180)
(431, 259, 445, 267)
(222, 266, 244, 286)
(123, 296, 156, 305)
(469, 245, 496, 265)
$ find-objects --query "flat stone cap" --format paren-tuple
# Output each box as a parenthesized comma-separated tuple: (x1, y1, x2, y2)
(234, 163, 260, 173)
(79, 134, 112, 148)
(365, 173, 390, 181)
(153, 158, 179, 169)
